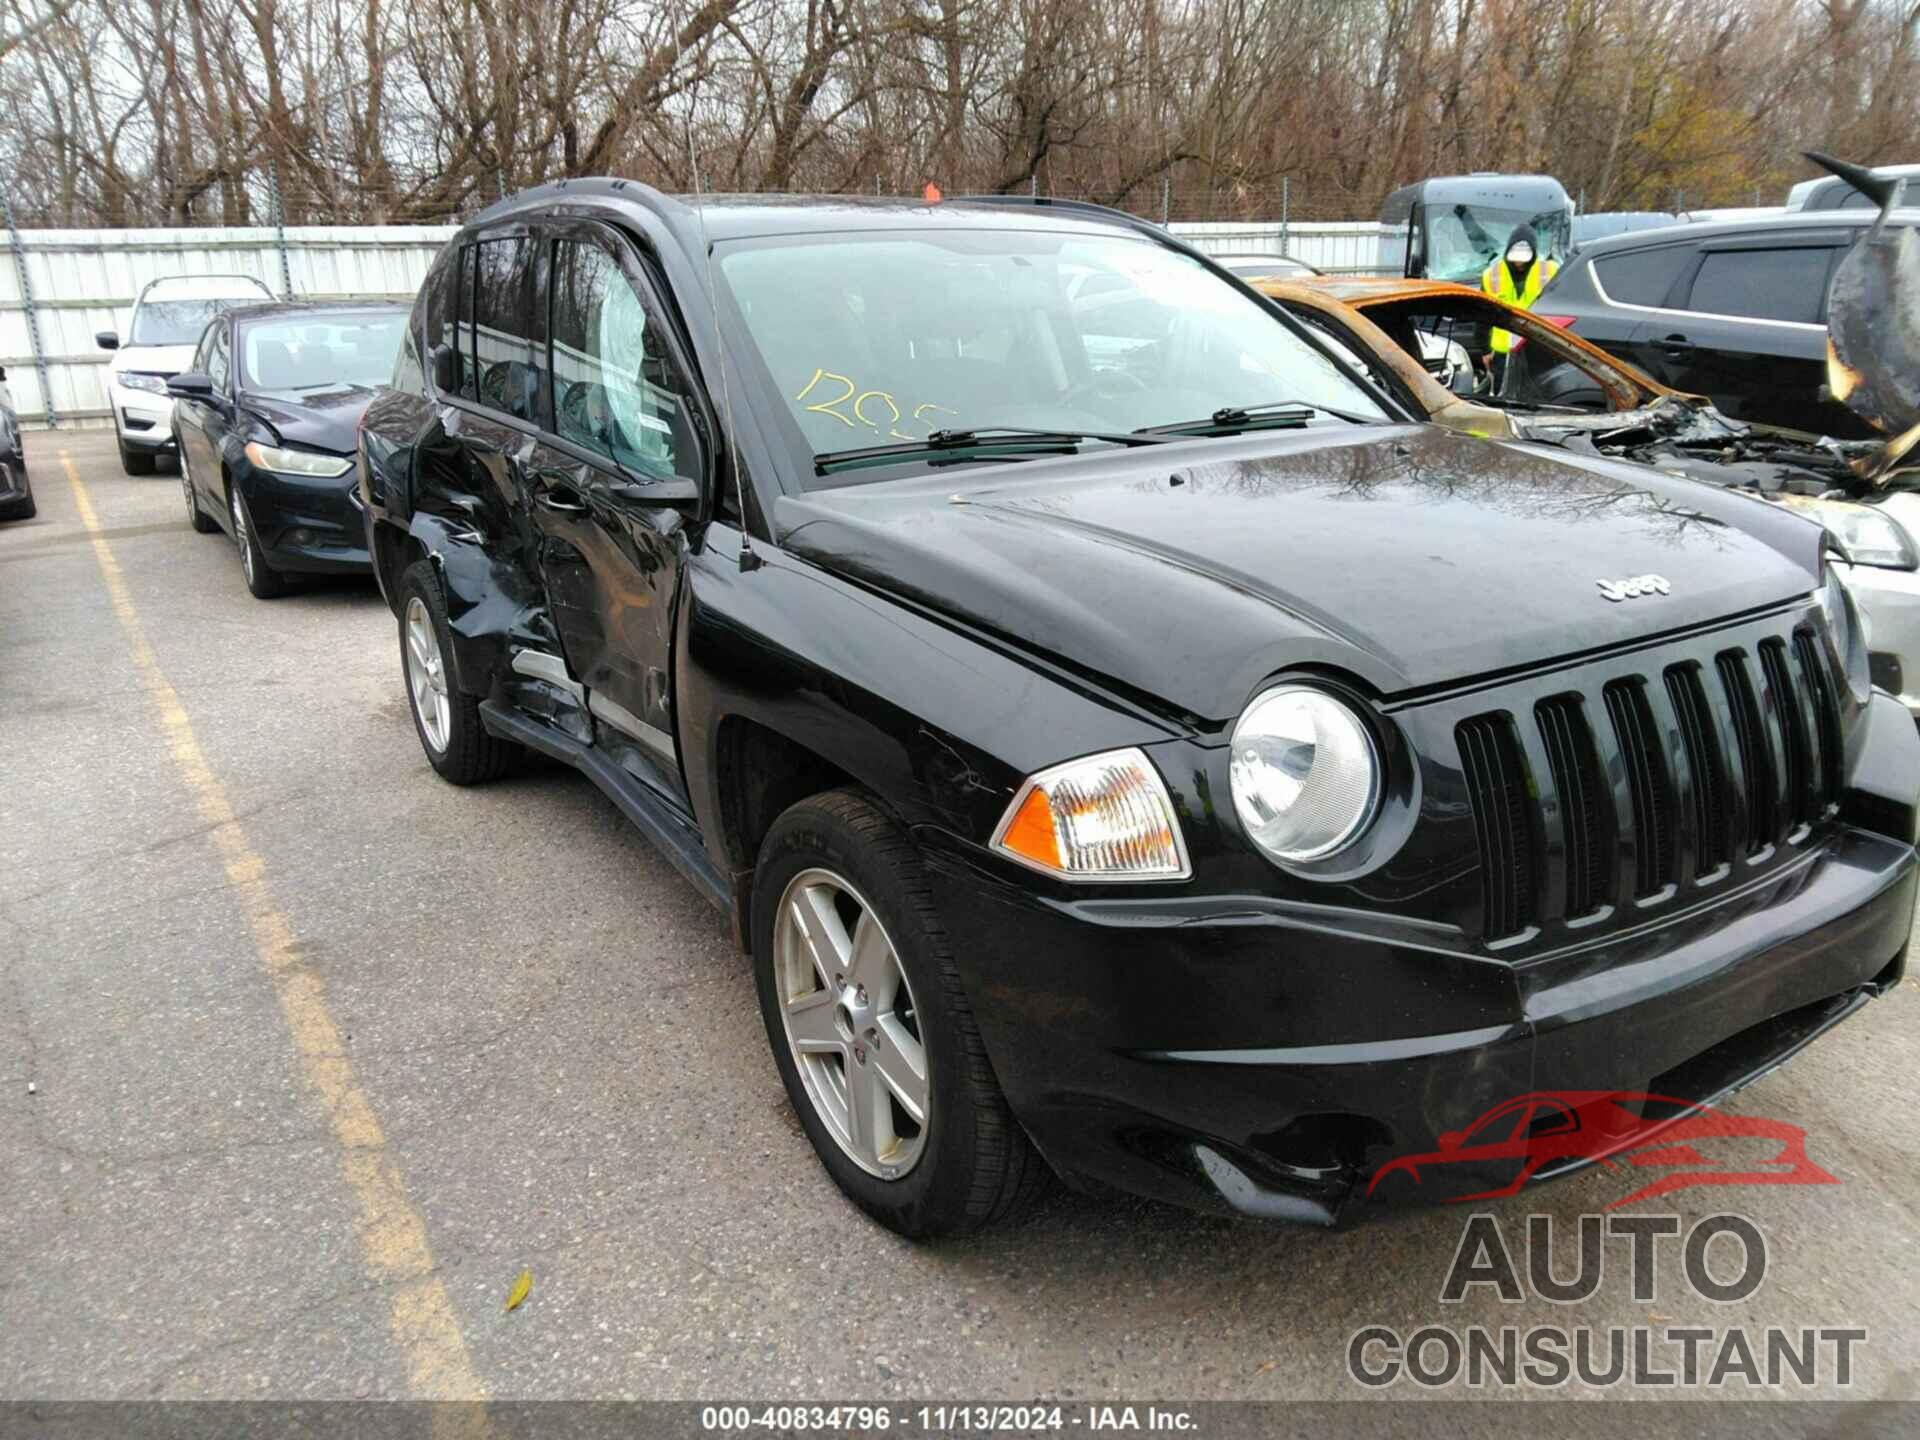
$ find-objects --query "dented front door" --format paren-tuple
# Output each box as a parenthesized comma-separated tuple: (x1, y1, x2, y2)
(526, 222, 707, 807)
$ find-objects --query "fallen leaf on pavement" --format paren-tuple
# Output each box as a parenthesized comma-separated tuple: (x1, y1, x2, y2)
(505, 1269, 532, 1312)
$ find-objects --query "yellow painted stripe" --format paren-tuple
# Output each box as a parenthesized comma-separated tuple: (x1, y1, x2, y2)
(62, 454, 490, 1408)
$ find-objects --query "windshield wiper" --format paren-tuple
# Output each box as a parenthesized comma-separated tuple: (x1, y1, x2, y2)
(1134, 400, 1373, 437)
(815, 426, 1170, 475)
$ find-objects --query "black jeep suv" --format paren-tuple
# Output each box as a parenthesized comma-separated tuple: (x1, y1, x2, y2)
(359, 186, 1919, 1237)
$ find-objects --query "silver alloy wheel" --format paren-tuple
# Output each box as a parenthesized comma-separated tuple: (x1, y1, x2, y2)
(774, 867, 929, 1179)
(179, 450, 194, 519)
(230, 488, 254, 583)
(404, 596, 452, 754)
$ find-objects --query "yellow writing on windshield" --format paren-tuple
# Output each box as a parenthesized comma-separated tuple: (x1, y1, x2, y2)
(796, 368, 957, 442)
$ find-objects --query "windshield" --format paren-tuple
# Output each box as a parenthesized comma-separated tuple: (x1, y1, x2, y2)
(718, 229, 1385, 481)
(129, 297, 260, 346)
(239, 314, 406, 392)
(1424, 205, 1572, 284)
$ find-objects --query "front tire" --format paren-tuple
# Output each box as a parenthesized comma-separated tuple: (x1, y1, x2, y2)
(396, 559, 519, 784)
(117, 425, 156, 476)
(0, 460, 31, 521)
(752, 789, 1048, 1237)
(230, 485, 289, 597)
(179, 439, 217, 533)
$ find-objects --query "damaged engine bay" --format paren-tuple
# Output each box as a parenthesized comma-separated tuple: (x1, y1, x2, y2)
(1510, 397, 1909, 497)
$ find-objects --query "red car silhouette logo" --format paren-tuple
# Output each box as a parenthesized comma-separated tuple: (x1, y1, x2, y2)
(1366, 1091, 1837, 1208)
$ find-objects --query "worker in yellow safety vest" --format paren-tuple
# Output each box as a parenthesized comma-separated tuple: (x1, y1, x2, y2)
(1480, 225, 1558, 389)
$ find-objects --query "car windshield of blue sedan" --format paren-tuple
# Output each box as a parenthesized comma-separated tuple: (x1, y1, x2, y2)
(240, 314, 407, 393)
(718, 229, 1385, 476)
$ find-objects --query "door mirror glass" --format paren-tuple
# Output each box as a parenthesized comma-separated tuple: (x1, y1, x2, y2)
(96, 330, 120, 351)
(167, 371, 215, 400)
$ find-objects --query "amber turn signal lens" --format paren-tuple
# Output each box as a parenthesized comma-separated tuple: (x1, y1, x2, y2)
(998, 786, 1063, 871)
(990, 748, 1190, 882)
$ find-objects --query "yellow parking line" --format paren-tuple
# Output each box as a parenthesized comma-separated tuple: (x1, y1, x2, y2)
(61, 453, 490, 1408)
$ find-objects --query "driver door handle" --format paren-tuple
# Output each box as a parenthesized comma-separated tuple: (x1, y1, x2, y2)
(1654, 333, 1694, 358)
(530, 468, 589, 515)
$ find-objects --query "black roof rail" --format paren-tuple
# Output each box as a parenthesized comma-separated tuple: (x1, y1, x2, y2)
(944, 193, 1173, 242)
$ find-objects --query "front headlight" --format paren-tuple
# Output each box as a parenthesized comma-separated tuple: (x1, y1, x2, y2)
(244, 441, 353, 478)
(1230, 685, 1381, 863)
(119, 372, 169, 395)
(1820, 561, 1873, 702)
(991, 747, 1190, 881)
(1783, 495, 1918, 571)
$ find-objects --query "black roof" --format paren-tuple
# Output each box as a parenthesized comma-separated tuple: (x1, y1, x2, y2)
(466, 179, 1156, 245)
(1573, 206, 1920, 258)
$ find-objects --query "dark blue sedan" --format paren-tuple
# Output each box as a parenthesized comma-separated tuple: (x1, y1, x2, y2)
(170, 301, 407, 597)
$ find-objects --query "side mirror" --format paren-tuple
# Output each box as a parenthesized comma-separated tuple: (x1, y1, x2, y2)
(607, 476, 701, 508)
(96, 330, 120, 351)
(167, 371, 215, 400)
(429, 342, 459, 394)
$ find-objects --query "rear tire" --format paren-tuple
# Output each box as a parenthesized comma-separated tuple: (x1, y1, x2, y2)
(752, 789, 1049, 1237)
(118, 428, 156, 476)
(396, 559, 520, 784)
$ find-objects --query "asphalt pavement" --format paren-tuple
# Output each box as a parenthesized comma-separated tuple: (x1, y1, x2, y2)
(3, 430, 1917, 1408)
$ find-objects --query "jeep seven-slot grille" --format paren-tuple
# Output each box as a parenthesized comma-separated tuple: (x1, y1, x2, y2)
(1455, 714, 1536, 938)
(1665, 664, 1731, 874)
(1604, 679, 1676, 897)
(1718, 650, 1775, 849)
(1458, 628, 1843, 940)
(1536, 696, 1609, 917)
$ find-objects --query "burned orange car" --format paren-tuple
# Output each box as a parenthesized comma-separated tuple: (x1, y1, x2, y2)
(1252, 273, 1883, 493)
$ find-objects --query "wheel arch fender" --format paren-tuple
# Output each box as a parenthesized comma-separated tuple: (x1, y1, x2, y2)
(400, 512, 510, 699)
(677, 545, 1188, 910)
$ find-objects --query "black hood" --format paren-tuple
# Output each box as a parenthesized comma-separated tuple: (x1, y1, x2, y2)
(241, 385, 378, 456)
(776, 425, 1826, 723)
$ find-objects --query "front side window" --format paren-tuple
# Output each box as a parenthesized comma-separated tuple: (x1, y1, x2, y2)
(1685, 247, 1833, 324)
(471, 237, 538, 421)
(549, 237, 700, 481)
(718, 229, 1386, 483)
(238, 313, 407, 392)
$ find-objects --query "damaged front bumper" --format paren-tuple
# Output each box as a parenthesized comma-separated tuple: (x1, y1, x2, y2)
(924, 692, 1920, 1225)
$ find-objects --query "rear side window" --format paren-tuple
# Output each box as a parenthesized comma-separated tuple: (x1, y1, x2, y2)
(471, 236, 539, 422)
(1684, 247, 1832, 324)
(1591, 246, 1693, 306)
(424, 249, 470, 397)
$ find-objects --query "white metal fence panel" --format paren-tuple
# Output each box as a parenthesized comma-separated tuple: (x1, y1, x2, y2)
(2, 223, 456, 427)
(3, 217, 1394, 429)
(1169, 220, 1395, 275)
